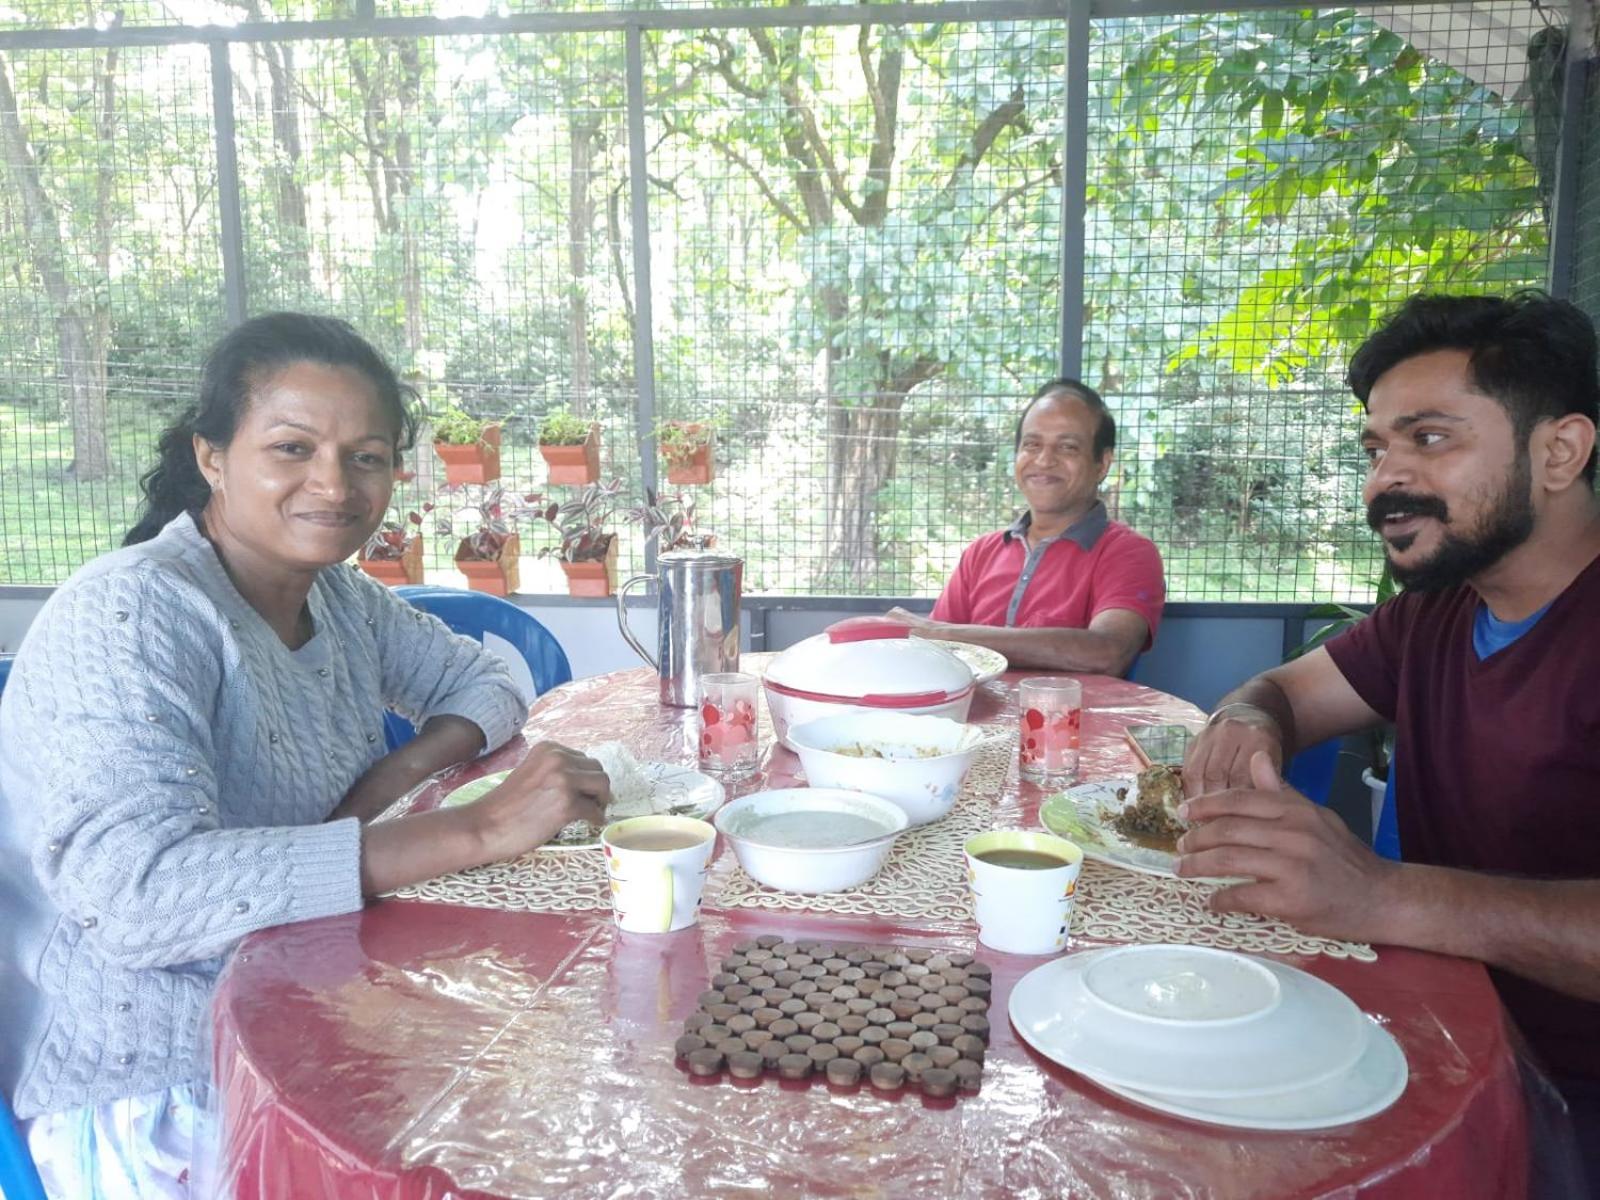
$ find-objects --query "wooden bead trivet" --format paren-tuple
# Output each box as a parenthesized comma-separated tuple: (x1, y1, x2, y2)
(675, 937, 993, 1099)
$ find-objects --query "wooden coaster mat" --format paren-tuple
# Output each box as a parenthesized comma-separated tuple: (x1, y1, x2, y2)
(673, 937, 993, 1098)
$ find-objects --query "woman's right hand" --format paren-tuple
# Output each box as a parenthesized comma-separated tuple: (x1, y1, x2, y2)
(465, 741, 612, 860)
(359, 741, 613, 896)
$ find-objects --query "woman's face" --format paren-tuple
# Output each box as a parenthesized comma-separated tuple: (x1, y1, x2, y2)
(195, 360, 398, 572)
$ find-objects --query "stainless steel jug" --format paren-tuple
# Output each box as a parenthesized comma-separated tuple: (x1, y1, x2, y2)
(616, 550, 743, 706)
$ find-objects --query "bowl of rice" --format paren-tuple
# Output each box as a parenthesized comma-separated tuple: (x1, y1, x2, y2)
(786, 711, 988, 827)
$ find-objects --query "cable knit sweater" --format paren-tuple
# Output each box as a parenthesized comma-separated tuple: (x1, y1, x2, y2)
(0, 513, 527, 1118)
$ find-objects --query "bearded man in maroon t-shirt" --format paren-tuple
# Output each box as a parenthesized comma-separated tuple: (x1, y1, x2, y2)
(1182, 292, 1600, 1180)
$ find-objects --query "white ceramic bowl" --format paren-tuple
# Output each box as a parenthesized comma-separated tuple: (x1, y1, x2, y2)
(1008, 946, 1369, 1099)
(765, 691, 972, 752)
(786, 711, 987, 826)
(712, 788, 909, 894)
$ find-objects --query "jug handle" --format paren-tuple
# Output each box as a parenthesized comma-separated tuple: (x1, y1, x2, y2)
(616, 574, 657, 669)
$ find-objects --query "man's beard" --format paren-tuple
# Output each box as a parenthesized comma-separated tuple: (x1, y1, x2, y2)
(1365, 452, 1535, 592)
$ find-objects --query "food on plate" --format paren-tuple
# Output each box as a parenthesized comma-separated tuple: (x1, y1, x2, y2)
(1104, 765, 1187, 852)
(589, 742, 656, 819)
(832, 742, 947, 760)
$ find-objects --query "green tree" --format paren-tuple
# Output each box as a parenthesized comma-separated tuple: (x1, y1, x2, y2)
(658, 19, 1064, 588)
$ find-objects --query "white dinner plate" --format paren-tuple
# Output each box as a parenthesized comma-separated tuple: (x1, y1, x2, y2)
(1092, 1016, 1408, 1131)
(442, 761, 722, 850)
(1040, 777, 1181, 877)
(1008, 948, 1368, 1099)
(930, 640, 1008, 685)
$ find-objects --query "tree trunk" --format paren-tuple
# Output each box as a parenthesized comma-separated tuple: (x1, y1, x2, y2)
(567, 117, 598, 416)
(0, 51, 110, 479)
(393, 39, 424, 355)
(818, 355, 941, 588)
(263, 40, 310, 286)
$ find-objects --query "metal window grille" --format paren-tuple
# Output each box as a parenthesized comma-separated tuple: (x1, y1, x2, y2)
(0, 3, 1560, 600)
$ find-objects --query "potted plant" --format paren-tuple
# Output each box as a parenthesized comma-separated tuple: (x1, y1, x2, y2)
(627, 489, 716, 554)
(537, 479, 625, 597)
(436, 485, 545, 597)
(357, 508, 429, 586)
(656, 419, 716, 486)
(538, 408, 601, 486)
(432, 405, 502, 486)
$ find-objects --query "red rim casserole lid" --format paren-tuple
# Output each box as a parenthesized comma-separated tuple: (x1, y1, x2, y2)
(764, 618, 975, 706)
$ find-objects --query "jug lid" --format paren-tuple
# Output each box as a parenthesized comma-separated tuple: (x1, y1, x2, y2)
(658, 549, 742, 569)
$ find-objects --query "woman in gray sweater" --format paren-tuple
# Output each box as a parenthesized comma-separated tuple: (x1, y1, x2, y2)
(0, 313, 609, 1197)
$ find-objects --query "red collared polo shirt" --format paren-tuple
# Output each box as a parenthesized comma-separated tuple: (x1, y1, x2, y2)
(931, 505, 1165, 648)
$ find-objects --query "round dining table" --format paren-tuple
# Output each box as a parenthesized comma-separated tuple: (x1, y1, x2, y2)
(211, 661, 1531, 1198)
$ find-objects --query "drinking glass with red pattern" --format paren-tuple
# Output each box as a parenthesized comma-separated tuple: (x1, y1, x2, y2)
(697, 672, 760, 778)
(1018, 677, 1082, 786)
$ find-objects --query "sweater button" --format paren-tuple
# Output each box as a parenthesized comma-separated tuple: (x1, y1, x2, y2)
(229, 618, 241, 631)
(47, 841, 61, 854)
(80, 916, 97, 929)
(269, 733, 280, 745)
(196, 804, 210, 816)
(317, 667, 330, 678)
(146, 713, 160, 723)
(116, 1001, 131, 1013)
(118, 1053, 134, 1066)
(234, 901, 250, 914)
(114, 610, 129, 622)
(366, 733, 379, 744)
(186, 767, 199, 777)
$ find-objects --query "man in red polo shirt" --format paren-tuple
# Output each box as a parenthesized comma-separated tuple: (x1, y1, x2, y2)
(1180, 292, 1600, 1189)
(887, 377, 1164, 675)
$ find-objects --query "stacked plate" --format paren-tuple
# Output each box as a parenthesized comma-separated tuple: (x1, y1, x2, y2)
(1009, 945, 1408, 1130)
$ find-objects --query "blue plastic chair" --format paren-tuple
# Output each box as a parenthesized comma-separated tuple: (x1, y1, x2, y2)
(382, 587, 572, 749)
(1284, 736, 1341, 806)
(1373, 756, 1401, 861)
(1, 1093, 47, 1200)
(0, 658, 42, 1200)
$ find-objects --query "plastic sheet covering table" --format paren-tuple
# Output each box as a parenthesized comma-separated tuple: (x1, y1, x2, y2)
(212, 663, 1531, 1199)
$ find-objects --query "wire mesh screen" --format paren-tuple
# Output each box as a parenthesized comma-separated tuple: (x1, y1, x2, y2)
(644, 20, 1064, 595)
(1087, 5, 1549, 603)
(230, 31, 642, 590)
(0, 5, 1559, 599)
(0, 42, 223, 584)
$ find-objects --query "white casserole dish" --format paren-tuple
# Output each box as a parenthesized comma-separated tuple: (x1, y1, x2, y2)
(762, 617, 975, 750)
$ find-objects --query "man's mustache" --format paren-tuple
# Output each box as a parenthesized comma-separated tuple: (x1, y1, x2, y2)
(1366, 491, 1450, 532)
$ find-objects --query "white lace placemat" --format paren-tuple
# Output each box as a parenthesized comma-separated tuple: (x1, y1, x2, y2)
(385, 735, 1372, 961)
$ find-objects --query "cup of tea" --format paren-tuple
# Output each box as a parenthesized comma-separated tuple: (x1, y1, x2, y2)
(697, 671, 760, 778)
(964, 830, 1084, 955)
(1018, 676, 1082, 786)
(601, 815, 717, 934)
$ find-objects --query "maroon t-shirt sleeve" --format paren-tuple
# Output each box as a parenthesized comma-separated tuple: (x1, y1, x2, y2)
(1322, 594, 1413, 723)
(931, 541, 978, 623)
(1089, 533, 1167, 648)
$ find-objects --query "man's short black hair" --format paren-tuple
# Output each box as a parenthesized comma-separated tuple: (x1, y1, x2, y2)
(1014, 377, 1116, 460)
(1348, 290, 1599, 483)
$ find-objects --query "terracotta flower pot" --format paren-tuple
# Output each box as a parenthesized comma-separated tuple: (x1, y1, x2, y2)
(665, 438, 715, 486)
(434, 423, 502, 486)
(559, 535, 616, 598)
(456, 533, 520, 597)
(358, 537, 424, 586)
(540, 425, 600, 486)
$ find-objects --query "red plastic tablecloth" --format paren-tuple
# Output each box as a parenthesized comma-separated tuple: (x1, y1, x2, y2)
(212, 663, 1530, 1199)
